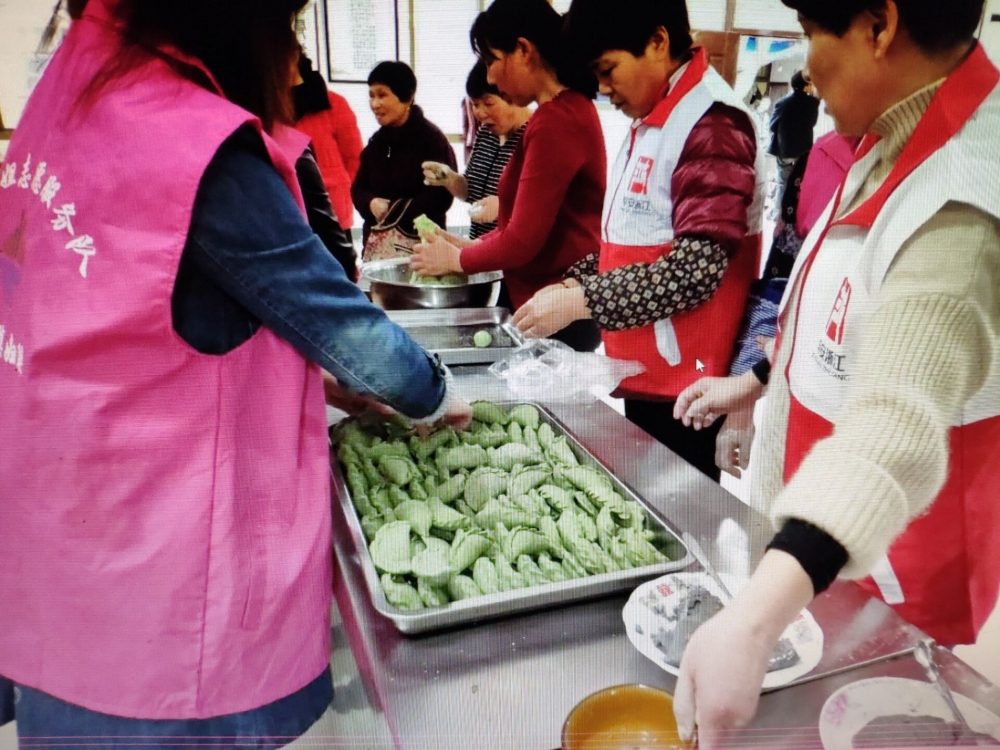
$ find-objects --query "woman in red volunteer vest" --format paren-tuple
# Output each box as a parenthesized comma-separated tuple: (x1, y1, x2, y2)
(513, 0, 761, 482)
(0, 0, 470, 745)
(672, 1, 1000, 746)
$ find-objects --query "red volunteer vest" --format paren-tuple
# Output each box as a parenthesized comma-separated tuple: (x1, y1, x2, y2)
(781, 45, 1000, 646)
(599, 49, 764, 400)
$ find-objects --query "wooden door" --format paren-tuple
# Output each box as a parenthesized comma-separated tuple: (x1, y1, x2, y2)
(693, 31, 741, 88)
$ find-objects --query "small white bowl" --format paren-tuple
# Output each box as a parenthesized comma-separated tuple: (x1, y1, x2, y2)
(819, 676, 1000, 750)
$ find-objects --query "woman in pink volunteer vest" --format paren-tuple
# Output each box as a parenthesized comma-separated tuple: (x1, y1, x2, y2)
(0, 0, 470, 745)
(672, 0, 1000, 746)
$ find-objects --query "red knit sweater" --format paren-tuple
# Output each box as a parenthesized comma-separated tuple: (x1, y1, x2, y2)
(460, 90, 605, 309)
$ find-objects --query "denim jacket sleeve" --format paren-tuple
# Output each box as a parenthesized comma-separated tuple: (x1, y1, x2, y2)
(184, 126, 446, 419)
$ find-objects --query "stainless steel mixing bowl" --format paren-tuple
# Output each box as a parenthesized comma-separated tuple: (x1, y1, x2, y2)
(362, 257, 502, 310)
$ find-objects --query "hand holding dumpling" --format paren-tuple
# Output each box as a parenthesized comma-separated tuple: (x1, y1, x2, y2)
(411, 233, 464, 277)
(469, 196, 499, 224)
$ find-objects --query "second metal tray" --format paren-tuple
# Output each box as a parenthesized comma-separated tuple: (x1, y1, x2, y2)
(331, 401, 693, 635)
(384, 308, 525, 366)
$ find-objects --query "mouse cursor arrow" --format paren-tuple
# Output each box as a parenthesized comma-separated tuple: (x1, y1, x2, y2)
(695, 359, 705, 372)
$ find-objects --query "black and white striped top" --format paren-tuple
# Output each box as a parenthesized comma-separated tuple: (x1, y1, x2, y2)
(465, 123, 526, 239)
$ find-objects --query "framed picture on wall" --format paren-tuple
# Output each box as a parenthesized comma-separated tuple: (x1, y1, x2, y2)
(321, 0, 402, 83)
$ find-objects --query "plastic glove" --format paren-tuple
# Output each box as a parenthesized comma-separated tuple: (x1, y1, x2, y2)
(715, 406, 755, 478)
(673, 601, 772, 749)
(469, 196, 499, 224)
(422, 161, 462, 192)
(674, 551, 814, 749)
(414, 392, 472, 437)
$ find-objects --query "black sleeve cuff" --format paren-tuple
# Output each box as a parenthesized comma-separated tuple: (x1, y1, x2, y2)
(766, 519, 849, 596)
(751, 358, 771, 385)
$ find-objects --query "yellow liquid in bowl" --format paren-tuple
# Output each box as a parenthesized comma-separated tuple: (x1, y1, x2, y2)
(563, 684, 689, 750)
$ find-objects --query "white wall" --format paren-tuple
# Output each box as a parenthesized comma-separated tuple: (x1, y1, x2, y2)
(982, 0, 1000, 63)
(0, 0, 66, 130)
(330, 0, 479, 143)
(734, 0, 799, 33)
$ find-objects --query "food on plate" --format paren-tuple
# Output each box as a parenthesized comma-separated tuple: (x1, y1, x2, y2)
(651, 584, 726, 668)
(473, 329, 493, 348)
(648, 581, 803, 672)
(852, 715, 1000, 748)
(332, 402, 677, 610)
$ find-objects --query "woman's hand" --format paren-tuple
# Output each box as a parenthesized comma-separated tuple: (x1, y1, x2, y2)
(715, 406, 755, 478)
(757, 335, 776, 363)
(411, 234, 464, 277)
(512, 281, 590, 339)
(673, 551, 815, 749)
(673, 370, 765, 430)
(673, 601, 775, 749)
(422, 161, 458, 188)
(323, 372, 395, 417)
(469, 196, 499, 224)
(415, 396, 475, 437)
(442, 398, 474, 431)
(369, 198, 390, 222)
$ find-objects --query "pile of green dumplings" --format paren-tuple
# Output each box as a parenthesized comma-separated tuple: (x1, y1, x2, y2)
(332, 401, 673, 611)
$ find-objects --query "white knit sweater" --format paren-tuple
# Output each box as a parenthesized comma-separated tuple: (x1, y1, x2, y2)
(754, 82, 1000, 579)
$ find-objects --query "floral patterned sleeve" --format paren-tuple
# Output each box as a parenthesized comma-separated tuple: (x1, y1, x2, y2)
(565, 252, 600, 281)
(580, 235, 729, 331)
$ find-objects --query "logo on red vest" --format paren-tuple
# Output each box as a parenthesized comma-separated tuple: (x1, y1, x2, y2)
(629, 157, 654, 194)
(825, 278, 852, 345)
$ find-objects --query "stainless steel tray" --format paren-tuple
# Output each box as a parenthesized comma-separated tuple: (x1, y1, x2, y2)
(330, 401, 694, 635)
(384, 308, 526, 366)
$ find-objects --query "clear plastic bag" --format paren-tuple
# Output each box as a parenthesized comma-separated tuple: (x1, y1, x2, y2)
(488, 339, 644, 403)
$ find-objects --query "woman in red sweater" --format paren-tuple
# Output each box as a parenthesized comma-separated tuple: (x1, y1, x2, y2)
(410, 0, 605, 352)
(293, 53, 364, 231)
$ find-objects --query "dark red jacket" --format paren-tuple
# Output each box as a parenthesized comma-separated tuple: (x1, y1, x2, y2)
(672, 101, 757, 253)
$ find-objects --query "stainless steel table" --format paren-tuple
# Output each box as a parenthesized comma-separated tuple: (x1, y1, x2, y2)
(330, 368, 1000, 749)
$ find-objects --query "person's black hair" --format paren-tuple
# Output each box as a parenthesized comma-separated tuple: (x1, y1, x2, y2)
(74, 0, 308, 131)
(781, 0, 984, 54)
(791, 70, 808, 91)
(470, 0, 597, 99)
(294, 51, 332, 119)
(367, 60, 417, 103)
(466, 60, 502, 99)
(564, 0, 693, 64)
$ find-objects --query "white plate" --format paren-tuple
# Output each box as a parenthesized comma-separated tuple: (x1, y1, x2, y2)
(819, 677, 1000, 750)
(622, 572, 824, 689)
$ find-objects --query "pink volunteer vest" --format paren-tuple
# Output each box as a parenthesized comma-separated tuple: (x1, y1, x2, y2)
(0, 1, 332, 719)
(780, 45, 1000, 646)
(599, 49, 765, 400)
